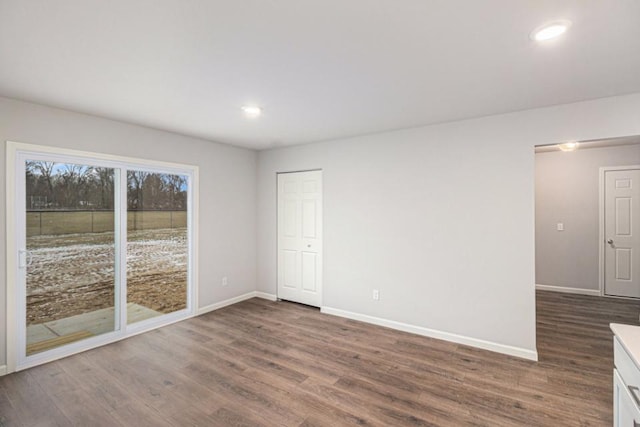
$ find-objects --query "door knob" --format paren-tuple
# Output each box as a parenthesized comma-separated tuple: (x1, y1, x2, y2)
(607, 239, 614, 245)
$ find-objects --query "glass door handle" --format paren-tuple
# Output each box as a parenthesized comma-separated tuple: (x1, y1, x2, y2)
(18, 250, 32, 268)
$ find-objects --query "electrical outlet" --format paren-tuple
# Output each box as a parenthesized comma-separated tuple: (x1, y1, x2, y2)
(222, 276, 228, 286)
(372, 289, 380, 301)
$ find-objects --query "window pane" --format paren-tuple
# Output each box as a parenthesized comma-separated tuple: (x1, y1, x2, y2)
(126, 171, 188, 324)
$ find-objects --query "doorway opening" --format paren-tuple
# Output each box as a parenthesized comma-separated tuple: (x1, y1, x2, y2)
(534, 135, 640, 362)
(535, 135, 640, 298)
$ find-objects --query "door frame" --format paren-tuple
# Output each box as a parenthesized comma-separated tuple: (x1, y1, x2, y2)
(598, 165, 640, 297)
(5, 141, 199, 373)
(275, 169, 323, 306)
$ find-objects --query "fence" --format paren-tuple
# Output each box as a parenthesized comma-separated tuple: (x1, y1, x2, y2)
(26, 210, 187, 236)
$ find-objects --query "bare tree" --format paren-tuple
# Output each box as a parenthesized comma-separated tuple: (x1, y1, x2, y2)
(127, 171, 149, 210)
(29, 161, 56, 207)
(59, 164, 89, 208)
(142, 173, 167, 209)
(89, 167, 114, 209)
(163, 174, 187, 210)
(26, 161, 115, 210)
(25, 162, 186, 212)
(162, 174, 187, 210)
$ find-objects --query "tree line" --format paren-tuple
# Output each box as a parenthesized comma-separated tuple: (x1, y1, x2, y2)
(26, 161, 187, 211)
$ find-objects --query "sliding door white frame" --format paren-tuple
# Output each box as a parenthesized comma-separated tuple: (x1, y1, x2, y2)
(5, 141, 199, 373)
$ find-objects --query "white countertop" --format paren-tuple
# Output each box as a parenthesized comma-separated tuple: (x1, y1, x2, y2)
(612, 323, 640, 370)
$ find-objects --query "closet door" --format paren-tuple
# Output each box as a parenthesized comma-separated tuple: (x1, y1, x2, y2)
(277, 170, 323, 307)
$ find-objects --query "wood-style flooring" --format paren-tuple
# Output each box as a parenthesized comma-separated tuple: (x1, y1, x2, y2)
(0, 290, 639, 426)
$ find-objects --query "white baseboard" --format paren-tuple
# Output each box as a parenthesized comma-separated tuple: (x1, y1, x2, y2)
(255, 292, 277, 301)
(0, 365, 6, 376)
(320, 307, 538, 361)
(196, 291, 278, 315)
(536, 284, 601, 296)
(197, 292, 257, 315)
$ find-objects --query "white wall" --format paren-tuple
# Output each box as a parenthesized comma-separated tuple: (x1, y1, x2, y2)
(0, 97, 258, 367)
(536, 144, 640, 292)
(257, 93, 640, 359)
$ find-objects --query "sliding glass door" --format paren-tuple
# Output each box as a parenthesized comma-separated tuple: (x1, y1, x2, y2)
(11, 143, 196, 370)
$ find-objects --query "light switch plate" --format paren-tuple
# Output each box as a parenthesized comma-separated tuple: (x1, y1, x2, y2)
(557, 223, 564, 231)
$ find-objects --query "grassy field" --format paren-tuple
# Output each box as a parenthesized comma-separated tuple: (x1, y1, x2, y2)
(27, 211, 187, 236)
(26, 228, 187, 325)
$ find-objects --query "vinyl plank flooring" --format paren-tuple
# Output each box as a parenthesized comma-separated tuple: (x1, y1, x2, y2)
(0, 290, 638, 426)
(0, 382, 24, 427)
(206, 407, 271, 427)
(0, 370, 72, 426)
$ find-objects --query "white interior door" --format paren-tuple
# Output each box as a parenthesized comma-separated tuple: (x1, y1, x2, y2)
(605, 169, 640, 297)
(277, 170, 323, 307)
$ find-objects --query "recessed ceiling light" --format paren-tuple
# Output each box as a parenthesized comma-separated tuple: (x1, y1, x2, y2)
(530, 20, 572, 41)
(558, 141, 579, 152)
(242, 105, 262, 118)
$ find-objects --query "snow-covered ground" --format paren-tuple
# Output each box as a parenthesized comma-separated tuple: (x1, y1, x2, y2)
(26, 228, 187, 324)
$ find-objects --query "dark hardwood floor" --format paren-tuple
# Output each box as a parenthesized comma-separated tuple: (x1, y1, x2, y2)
(1, 290, 639, 426)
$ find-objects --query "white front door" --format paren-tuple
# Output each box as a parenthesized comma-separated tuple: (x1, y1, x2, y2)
(277, 170, 323, 307)
(605, 169, 640, 298)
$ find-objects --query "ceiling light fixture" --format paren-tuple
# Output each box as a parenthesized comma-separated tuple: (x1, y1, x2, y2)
(242, 105, 262, 118)
(558, 141, 579, 152)
(530, 20, 572, 41)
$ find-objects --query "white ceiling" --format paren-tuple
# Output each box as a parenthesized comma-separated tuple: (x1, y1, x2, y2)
(1, 1, 640, 150)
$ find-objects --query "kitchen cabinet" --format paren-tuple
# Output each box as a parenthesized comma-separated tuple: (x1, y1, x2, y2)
(612, 324, 640, 426)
